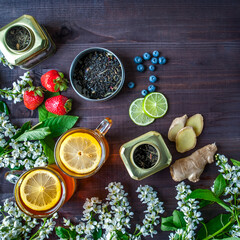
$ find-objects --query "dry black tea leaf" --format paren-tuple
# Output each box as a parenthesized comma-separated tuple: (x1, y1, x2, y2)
(73, 51, 122, 99)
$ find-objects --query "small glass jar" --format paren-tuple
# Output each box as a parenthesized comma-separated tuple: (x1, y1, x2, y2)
(0, 15, 56, 69)
(120, 131, 172, 180)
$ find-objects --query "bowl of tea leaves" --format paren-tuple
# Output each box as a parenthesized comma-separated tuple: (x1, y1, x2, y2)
(70, 47, 125, 101)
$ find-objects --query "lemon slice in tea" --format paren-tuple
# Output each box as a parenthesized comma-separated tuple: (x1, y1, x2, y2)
(20, 169, 62, 211)
(60, 133, 102, 174)
(143, 92, 168, 118)
(129, 98, 155, 126)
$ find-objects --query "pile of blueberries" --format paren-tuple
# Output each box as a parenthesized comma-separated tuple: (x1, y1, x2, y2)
(128, 50, 167, 96)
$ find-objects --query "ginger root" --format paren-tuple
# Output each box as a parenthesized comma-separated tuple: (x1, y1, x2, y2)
(170, 143, 217, 182)
(186, 113, 204, 137)
(168, 114, 188, 142)
(175, 126, 197, 153)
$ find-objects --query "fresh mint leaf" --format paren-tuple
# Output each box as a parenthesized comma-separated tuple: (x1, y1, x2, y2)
(40, 136, 55, 165)
(161, 216, 178, 231)
(38, 91, 60, 122)
(93, 228, 102, 240)
(173, 210, 186, 229)
(0, 101, 9, 115)
(36, 115, 78, 138)
(16, 127, 51, 142)
(230, 158, 240, 166)
(214, 174, 227, 197)
(55, 226, 76, 239)
(187, 189, 232, 212)
(196, 214, 232, 239)
(115, 230, 129, 240)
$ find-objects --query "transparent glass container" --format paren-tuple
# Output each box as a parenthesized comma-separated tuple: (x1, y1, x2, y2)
(0, 15, 56, 69)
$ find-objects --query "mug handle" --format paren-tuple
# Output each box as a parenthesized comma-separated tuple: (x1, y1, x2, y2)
(5, 170, 24, 184)
(95, 118, 112, 136)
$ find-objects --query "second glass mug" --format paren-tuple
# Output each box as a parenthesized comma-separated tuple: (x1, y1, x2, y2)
(54, 118, 112, 178)
(5, 164, 76, 218)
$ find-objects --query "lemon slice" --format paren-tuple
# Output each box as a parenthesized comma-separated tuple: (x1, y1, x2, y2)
(60, 133, 101, 174)
(20, 169, 61, 211)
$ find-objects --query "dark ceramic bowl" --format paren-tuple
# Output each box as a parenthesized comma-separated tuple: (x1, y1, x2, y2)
(69, 47, 125, 102)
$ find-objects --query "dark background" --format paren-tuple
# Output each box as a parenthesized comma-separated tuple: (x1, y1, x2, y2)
(0, 0, 240, 239)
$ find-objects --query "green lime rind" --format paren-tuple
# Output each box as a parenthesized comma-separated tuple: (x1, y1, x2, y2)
(143, 92, 168, 118)
(129, 98, 155, 126)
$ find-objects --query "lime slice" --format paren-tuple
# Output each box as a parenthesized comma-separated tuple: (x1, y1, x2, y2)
(143, 92, 168, 118)
(129, 98, 155, 126)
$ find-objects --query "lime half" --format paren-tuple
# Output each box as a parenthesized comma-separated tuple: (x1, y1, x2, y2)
(129, 98, 155, 126)
(143, 92, 168, 118)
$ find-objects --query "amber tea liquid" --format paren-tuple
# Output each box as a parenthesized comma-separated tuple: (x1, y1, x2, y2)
(14, 165, 76, 218)
(55, 128, 109, 179)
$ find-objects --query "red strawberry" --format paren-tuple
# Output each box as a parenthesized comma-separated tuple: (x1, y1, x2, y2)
(41, 70, 68, 92)
(45, 95, 72, 115)
(23, 87, 44, 110)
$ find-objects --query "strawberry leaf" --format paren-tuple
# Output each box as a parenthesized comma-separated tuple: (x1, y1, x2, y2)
(54, 84, 59, 91)
(60, 85, 65, 91)
(58, 72, 64, 78)
(36, 90, 43, 97)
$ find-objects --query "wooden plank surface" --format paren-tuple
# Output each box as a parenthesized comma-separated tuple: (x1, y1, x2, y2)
(0, 0, 240, 239)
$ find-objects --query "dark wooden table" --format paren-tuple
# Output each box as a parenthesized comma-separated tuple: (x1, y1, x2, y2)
(0, 0, 240, 239)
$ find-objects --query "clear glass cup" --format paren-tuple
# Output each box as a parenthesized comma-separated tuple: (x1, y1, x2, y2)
(5, 164, 76, 218)
(54, 118, 112, 179)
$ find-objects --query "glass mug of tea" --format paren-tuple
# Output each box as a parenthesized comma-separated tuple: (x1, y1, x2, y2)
(5, 164, 76, 218)
(54, 118, 112, 178)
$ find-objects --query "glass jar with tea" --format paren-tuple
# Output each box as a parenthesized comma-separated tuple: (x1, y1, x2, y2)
(0, 15, 56, 69)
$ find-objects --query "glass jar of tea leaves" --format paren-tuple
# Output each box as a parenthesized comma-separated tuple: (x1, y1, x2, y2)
(0, 15, 56, 69)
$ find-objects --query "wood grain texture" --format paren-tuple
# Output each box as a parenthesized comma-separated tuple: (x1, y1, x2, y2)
(0, 0, 240, 239)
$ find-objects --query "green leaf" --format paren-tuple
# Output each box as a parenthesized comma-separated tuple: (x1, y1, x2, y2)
(55, 226, 76, 239)
(40, 136, 55, 165)
(199, 199, 212, 208)
(230, 158, 240, 166)
(93, 228, 103, 240)
(59, 72, 64, 78)
(161, 216, 178, 231)
(6, 121, 32, 147)
(173, 210, 186, 229)
(36, 115, 78, 138)
(214, 174, 227, 197)
(38, 91, 60, 122)
(115, 230, 129, 240)
(16, 127, 51, 142)
(0, 101, 9, 115)
(196, 214, 232, 239)
(218, 238, 240, 240)
(187, 189, 232, 212)
(54, 84, 59, 91)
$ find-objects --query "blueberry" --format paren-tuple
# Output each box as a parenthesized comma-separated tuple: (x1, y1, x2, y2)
(149, 65, 155, 71)
(153, 50, 159, 57)
(134, 56, 143, 64)
(149, 75, 157, 83)
(128, 82, 135, 89)
(151, 57, 158, 64)
(137, 64, 145, 72)
(148, 85, 156, 92)
(143, 52, 151, 60)
(141, 89, 148, 96)
(159, 56, 167, 64)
